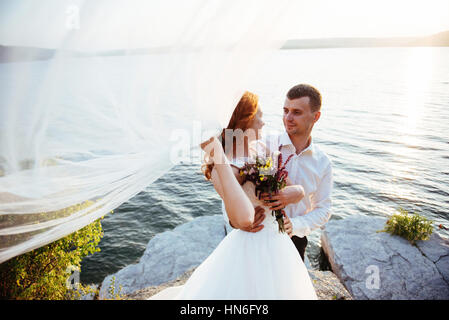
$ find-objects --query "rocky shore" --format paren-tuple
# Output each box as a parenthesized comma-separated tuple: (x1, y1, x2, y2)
(122, 267, 352, 300)
(97, 213, 448, 300)
(98, 214, 352, 300)
(321, 215, 449, 300)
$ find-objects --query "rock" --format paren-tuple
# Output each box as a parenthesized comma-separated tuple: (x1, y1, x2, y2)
(416, 233, 449, 284)
(99, 215, 226, 299)
(123, 268, 352, 300)
(308, 270, 352, 300)
(124, 268, 196, 300)
(304, 254, 312, 270)
(321, 214, 449, 300)
(78, 284, 99, 300)
(100, 213, 348, 300)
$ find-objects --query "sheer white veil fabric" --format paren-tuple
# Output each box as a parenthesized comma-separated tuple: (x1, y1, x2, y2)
(0, 0, 298, 263)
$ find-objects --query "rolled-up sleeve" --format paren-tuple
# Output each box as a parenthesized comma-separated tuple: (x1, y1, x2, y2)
(290, 163, 333, 238)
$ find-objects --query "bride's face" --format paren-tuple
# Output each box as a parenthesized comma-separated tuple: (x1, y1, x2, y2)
(248, 106, 265, 139)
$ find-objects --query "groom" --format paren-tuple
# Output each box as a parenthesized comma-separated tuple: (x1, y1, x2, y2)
(231, 84, 333, 263)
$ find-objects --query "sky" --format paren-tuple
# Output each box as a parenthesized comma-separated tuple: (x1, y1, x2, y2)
(288, 0, 449, 39)
(1, 0, 449, 49)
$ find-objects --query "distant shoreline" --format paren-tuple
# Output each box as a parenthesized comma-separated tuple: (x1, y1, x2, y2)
(282, 30, 449, 49)
(1, 30, 448, 63)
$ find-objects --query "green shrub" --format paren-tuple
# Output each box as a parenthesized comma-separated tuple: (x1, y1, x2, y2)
(0, 217, 104, 300)
(105, 276, 124, 300)
(377, 208, 434, 245)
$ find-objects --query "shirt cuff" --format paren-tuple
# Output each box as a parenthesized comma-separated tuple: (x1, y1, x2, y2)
(290, 216, 311, 238)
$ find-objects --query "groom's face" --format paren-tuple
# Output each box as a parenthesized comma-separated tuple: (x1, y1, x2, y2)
(283, 97, 319, 136)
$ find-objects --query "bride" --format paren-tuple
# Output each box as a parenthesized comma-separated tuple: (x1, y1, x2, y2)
(150, 92, 318, 300)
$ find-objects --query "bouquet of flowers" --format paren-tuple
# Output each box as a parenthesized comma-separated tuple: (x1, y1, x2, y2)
(238, 145, 294, 233)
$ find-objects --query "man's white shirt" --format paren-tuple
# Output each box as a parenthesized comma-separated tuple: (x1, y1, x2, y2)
(264, 132, 333, 238)
(222, 132, 333, 238)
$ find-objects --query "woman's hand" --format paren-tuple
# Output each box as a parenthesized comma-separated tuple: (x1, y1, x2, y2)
(200, 136, 226, 165)
(260, 185, 304, 210)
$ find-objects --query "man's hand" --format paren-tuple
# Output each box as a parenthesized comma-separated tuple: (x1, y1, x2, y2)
(260, 185, 305, 211)
(282, 210, 293, 238)
(230, 206, 265, 233)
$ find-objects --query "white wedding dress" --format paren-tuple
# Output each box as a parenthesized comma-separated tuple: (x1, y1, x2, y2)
(149, 158, 318, 300)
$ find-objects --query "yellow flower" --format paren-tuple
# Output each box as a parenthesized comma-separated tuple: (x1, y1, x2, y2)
(260, 175, 264, 181)
(266, 158, 272, 167)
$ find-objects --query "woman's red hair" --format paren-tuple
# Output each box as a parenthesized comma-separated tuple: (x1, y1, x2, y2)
(201, 91, 259, 180)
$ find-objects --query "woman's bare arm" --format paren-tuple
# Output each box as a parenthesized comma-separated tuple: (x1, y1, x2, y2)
(204, 138, 254, 229)
(211, 165, 243, 196)
(210, 166, 246, 228)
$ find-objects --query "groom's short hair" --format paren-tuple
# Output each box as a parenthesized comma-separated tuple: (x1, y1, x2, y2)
(287, 84, 322, 112)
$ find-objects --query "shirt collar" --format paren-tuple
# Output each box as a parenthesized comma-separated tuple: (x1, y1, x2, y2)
(279, 132, 314, 155)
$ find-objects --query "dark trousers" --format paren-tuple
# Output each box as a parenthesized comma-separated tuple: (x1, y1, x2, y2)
(291, 235, 308, 262)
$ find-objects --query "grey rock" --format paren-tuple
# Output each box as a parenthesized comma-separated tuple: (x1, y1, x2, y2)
(321, 214, 449, 300)
(124, 268, 197, 300)
(123, 268, 352, 300)
(416, 233, 449, 284)
(99, 215, 225, 299)
(307, 269, 352, 300)
(78, 284, 99, 300)
(99, 214, 341, 299)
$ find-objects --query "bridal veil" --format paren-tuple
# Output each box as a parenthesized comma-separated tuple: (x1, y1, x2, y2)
(0, 0, 298, 262)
